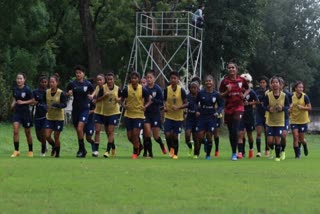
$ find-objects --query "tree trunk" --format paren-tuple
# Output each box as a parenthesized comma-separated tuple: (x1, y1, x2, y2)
(79, 0, 102, 78)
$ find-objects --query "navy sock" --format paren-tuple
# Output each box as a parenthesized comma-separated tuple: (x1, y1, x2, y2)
(275, 144, 281, 158)
(186, 141, 192, 149)
(41, 143, 46, 153)
(214, 137, 219, 151)
(14, 142, 19, 151)
(206, 141, 213, 157)
(256, 138, 261, 153)
(55, 146, 60, 157)
(173, 139, 179, 155)
(107, 143, 112, 152)
(249, 140, 254, 150)
(243, 137, 246, 154)
(95, 143, 99, 151)
(78, 139, 85, 151)
(28, 143, 33, 152)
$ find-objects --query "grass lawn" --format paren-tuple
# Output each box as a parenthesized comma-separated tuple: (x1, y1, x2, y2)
(0, 122, 319, 214)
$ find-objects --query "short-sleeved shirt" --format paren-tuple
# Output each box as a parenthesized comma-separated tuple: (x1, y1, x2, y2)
(219, 76, 249, 115)
(66, 80, 94, 111)
(145, 84, 163, 114)
(243, 89, 259, 122)
(197, 89, 224, 117)
(13, 85, 34, 114)
(33, 88, 47, 119)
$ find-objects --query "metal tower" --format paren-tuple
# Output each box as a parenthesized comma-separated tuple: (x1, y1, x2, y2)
(126, 11, 203, 88)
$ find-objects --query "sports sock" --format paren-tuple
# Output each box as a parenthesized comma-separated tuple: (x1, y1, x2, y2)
(165, 137, 172, 151)
(281, 138, 286, 151)
(206, 141, 213, 157)
(256, 138, 261, 153)
(214, 136, 219, 151)
(107, 142, 113, 152)
(249, 140, 254, 150)
(89, 140, 95, 151)
(28, 143, 33, 152)
(294, 146, 300, 157)
(95, 143, 99, 151)
(111, 142, 116, 149)
(41, 143, 46, 154)
(78, 139, 85, 151)
(237, 143, 243, 153)
(173, 139, 179, 155)
(55, 146, 60, 157)
(275, 144, 281, 158)
(14, 142, 19, 151)
(155, 137, 165, 150)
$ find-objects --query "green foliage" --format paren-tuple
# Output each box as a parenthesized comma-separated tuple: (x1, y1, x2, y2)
(203, 0, 263, 79)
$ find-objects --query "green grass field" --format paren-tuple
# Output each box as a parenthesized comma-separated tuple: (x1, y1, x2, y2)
(0, 122, 320, 214)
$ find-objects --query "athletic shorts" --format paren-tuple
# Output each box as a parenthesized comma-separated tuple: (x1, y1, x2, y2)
(282, 119, 289, 131)
(291, 124, 308, 133)
(185, 119, 197, 133)
(266, 126, 283, 137)
(84, 120, 94, 136)
(239, 119, 255, 132)
(104, 114, 120, 127)
(34, 118, 46, 131)
(12, 113, 33, 128)
(125, 117, 144, 131)
(72, 109, 89, 127)
(164, 118, 182, 134)
(94, 113, 104, 124)
(255, 112, 266, 127)
(216, 118, 221, 128)
(224, 111, 242, 124)
(144, 112, 162, 128)
(44, 120, 64, 132)
(196, 117, 216, 132)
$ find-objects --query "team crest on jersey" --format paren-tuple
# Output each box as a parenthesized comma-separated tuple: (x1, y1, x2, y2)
(212, 97, 216, 103)
(246, 95, 250, 100)
(152, 91, 157, 97)
(21, 92, 26, 98)
(238, 82, 243, 88)
(83, 86, 88, 92)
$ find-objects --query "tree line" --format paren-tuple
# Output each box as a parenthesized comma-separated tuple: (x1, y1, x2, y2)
(0, 0, 319, 120)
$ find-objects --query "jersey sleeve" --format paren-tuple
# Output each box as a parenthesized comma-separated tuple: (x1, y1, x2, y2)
(121, 86, 128, 99)
(181, 88, 187, 102)
(304, 94, 311, 105)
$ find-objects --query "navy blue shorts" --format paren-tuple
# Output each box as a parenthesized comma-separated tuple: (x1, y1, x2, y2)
(144, 112, 162, 128)
(196, 117, 216, 132)
(216, 118, 221, 128)
(291, 124, 308, 133)
(94, 113, 104, 124)
(255, 113, 266, 127)
(84, 120, 94, 136)
(104, 114, 120, 126)
(185, 119, 197, 133)
(164, 118, 182, 134)
(72, 109, 89, 127)
(34, 118, 46, 131)
(266, 126, 283, 137)
(125, 117, 144, 131)
(239, 119, 255, 132)
(12, 113, 33, 128)
(282, 119, 289, 131)
(44, 120, 64, 131)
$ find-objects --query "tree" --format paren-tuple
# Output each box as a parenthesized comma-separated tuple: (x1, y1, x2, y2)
(203, 0, 264, 80)
(79, 0, 103, 77)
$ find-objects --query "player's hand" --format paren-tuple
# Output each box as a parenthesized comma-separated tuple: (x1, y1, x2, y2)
(172, 105, 179, 111)
(16, 100, 24, 105)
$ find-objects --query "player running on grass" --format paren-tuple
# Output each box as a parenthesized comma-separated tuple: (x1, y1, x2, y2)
(142, 70, 166, 158)
(195, 75, 224, 160)
(237, 73, 259, 159)
(66, 65, 94, 158)
(219, 61, 250, 161)
(32, 75, 48, 156)
(44, 74, 67, 158)
(11, 73, 35, 157)
(289, 81, 311, 159)
(163, 71, 188, 159)
(122, 72, 151, 159)
(254, 76, 269, 157)
(101, 72, 122, 158)
(185, 80, 199, 157)
(91, 74, 106, 157)
(263, 76, 290, 162)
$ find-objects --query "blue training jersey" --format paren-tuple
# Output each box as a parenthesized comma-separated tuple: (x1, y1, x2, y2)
(145, 84, 163, 114)
(196, 89, 224, 117)
(186, 93, 198, 121)
(243, 89, 259, 122)
(33, 88, 47, 119)
(66, 80, 94, 111)
(13, 85, 34, 114)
